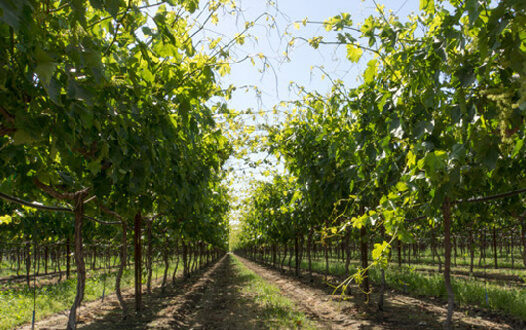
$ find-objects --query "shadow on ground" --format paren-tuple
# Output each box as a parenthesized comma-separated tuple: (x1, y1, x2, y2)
(246, 257, 521, 330)
(77, 255, 279, 329)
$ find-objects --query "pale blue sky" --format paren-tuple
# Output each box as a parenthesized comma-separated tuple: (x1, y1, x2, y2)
(213, 0, 420, 112)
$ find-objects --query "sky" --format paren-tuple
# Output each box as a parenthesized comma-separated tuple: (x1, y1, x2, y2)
(194, 0, 422, 221)
(213, 0, 421, 108)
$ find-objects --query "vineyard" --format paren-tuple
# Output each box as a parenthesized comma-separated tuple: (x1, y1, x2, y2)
(0, 0, 525, 329)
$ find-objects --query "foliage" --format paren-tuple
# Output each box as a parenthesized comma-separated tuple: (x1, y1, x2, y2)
(238, 0, 526, 275)
(0, 0, 238, 326)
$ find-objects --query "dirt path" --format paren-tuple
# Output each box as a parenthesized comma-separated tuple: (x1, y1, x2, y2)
(178, 254, 261, 329)
(236, 255, 521, 329)
(16, 261, 223, 330)
(181, 254, 303, 329)
(145, 253, 291, 329)
(17, 254, 522, 329)
(236, 255, 367, 329)
(18, 255, 322, 329)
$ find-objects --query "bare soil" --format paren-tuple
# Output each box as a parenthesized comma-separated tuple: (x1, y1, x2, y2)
(16, 255, 317, 329)
(237, 255, 524, 329)
(16, 254, 524, 329)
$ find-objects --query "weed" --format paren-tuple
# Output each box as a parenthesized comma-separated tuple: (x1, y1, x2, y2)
(232, 256, 318, 329)
(0, 262, 178, 330)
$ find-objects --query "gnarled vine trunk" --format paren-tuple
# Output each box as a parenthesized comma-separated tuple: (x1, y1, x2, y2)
(66, 237, 71, 279)
(146, 220, 153, 295)
(469, 229, 475, 275)
(116, 221, 127, 317)
(134, 211, 142, 312)
(492, 226, 498, 269)
(307, 229, 313, 281)
(377, 225, 386, 311)
(25, 235, 30, 287)
(182, 240, 189, 278)
(521, 222, 526, 268)
(172, 238, 179, 283)
(360, 225, 369, 301)
(294, 233, 300, 277)
(161, 242, 170, 293)
(67, 191, 88, 330)
(443, 197, 454, 330)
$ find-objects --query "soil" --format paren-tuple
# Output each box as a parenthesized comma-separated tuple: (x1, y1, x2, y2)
(17, 255, 290, 330)
(237, 256, 522, 329)
(16, 254, 525, 329)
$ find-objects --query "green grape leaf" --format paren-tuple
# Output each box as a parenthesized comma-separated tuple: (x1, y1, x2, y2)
(0, 215, 13, 225)
(34, 48, 57, 85)
(419, 0, 435, 15)
(12, 128, 33, 145)
(364, 59, 377, 84)
(372, 241, 390, 261)
(0, 0, 31, 31)
(512, 139, 524, 158)
(106, 0, 123, 19)
(346, 44, 363, 63)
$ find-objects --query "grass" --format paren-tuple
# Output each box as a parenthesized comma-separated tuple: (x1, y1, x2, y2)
(0, 258, 122, 279)
(367, 266, 526, 320)
(0, 261, 181, 330)
(231, 255, 318, 329)
(387, 248, 525, 271)
(305, 255, 526, 286)
(306, 253, 526, 277)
